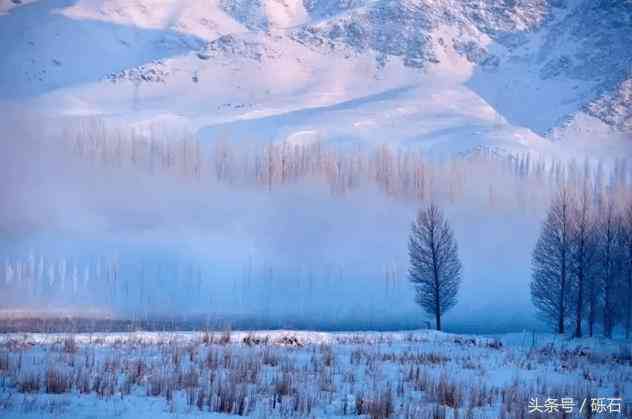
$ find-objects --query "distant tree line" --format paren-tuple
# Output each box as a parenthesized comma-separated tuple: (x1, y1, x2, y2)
(0, 251, 416, 329)
(64, 120, 632, 209)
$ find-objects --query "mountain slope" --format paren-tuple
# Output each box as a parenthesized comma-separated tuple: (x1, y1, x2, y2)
(0, 0, 629, 157)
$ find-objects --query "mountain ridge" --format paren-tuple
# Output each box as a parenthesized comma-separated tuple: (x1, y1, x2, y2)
(0, 0, 630, 158)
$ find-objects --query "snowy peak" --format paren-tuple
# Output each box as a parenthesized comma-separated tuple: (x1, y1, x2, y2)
(286, 0, 631, 133)
(195, 0, 631, 134)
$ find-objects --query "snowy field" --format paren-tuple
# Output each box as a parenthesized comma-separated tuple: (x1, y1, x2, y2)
(0, 330, 630, 418)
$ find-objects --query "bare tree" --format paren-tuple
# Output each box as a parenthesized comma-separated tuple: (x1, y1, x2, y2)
(408, 204, 462, 331)
(596, 196, 622, 338)
(530, 186, 572, 334)
(569, 180, 599, 338)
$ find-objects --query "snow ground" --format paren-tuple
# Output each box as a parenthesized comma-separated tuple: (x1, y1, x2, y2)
(0, 330, 630, 418)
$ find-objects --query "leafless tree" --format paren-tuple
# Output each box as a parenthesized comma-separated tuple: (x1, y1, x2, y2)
(569, 179, 599, 338)
(530, 186, 573, 334)
(408, 204, 462, 331)
(596, 195, 623, 338)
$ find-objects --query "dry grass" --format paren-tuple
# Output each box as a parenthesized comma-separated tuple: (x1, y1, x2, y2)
(0, 351, 8, 372)
(0, 331, 629, 418)
(62, 335, 78, 354)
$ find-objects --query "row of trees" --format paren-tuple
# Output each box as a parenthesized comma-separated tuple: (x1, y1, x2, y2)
(531, 184, 632, 338)
(0, 252, 416, 328)
(64, 121, 631, 209)
(407, 176, 632, 336)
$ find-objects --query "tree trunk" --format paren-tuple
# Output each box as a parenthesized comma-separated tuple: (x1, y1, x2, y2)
(589, 293, 595, 337)
(627, 268, 632, 339)
(603, 282, 612, 339)
(434, 274, 441, 331)
(558, 263, 566, 335)
(627, 303, 631, 340)
(575, 272, 583, 338)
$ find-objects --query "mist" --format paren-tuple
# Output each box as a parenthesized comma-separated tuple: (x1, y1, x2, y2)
(2, 113, 625, 333)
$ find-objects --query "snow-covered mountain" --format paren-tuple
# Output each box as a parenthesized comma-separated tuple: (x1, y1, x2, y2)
(0, 0, 630, 157)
